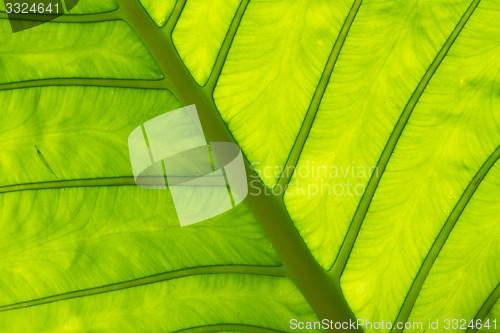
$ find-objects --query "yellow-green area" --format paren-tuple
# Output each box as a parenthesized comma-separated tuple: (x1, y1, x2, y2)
(0, 275, 317, 332)
(138, 0, 176, 27)
(341, 1, 500, 330)
(406, 162, 500, 330)
(284, 0, 473, 271)
(0, 87, 179, 186)
(214, 0, 352, 187)
(0, 20, 162, 83)
(1, 0, 499, 331)
(173, 0, 241, 86)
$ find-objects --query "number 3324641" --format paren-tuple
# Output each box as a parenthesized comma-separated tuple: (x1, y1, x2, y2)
(5, 3, 61, 14)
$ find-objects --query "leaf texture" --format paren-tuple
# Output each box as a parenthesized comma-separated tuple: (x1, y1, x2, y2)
(0, 0, 499, 331)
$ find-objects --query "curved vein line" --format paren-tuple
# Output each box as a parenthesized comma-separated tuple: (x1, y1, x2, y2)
(173, 324, 285, 333)
(0, 11, 120, 22)
(465, 283, 500, 333)
(164, 0, 187, 33)
(276, 0, 363, 189)
(205, 0, 250, 90)
(331, 0, 483, 277)
(0, 265, 285, 313)
(0, 176, 237, 194)
(0, 78, 168, 91)
(391, 146, 500, 333)
(0, 177, 135, 194)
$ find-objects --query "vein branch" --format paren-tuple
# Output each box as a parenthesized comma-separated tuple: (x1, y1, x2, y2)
(0, 176, 239, 195)
(465, 283, 500, 333)
(331, 0, 483, 278)
(164, 0, 186, 33)
(0, 265, 285, 313)
(0, 78, 168, 91)
(173, 324, 285, 333)
(276, 0, 363, 189)
(205, 0, 250, 91)
(392, 145, 500, 332)
(0, 177, 136, 194)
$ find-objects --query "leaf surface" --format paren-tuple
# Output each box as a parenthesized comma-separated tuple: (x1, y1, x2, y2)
(0, 0, 499, 332)
(339, 1, 500, 329)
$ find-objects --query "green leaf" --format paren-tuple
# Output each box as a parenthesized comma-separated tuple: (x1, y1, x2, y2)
(0, 20, 162, 83)
(407, 162, 500, 330)
(213, 0, 353, 187)
(284, 0, 474, 271)
(0, 274, 315, 332)
(172, 0, 242, 86)
(0, 0, 499, 332)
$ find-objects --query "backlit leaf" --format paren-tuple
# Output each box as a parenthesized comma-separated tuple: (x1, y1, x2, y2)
(0, 0, 498, 332)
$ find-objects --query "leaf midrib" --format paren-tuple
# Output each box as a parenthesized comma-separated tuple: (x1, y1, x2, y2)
(116, 0, 362, 329)
(0, 0, 362, 329)
(3, 0, 495, 330)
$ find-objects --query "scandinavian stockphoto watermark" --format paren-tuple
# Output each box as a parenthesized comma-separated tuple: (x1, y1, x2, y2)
(128, 104, 378, 226)
(249, 161, 378, 198)
(128, 105, 248, 227)
(4, 0, 79, 32)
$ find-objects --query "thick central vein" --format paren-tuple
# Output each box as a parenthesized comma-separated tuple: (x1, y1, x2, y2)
(116, 0, 361, 330)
